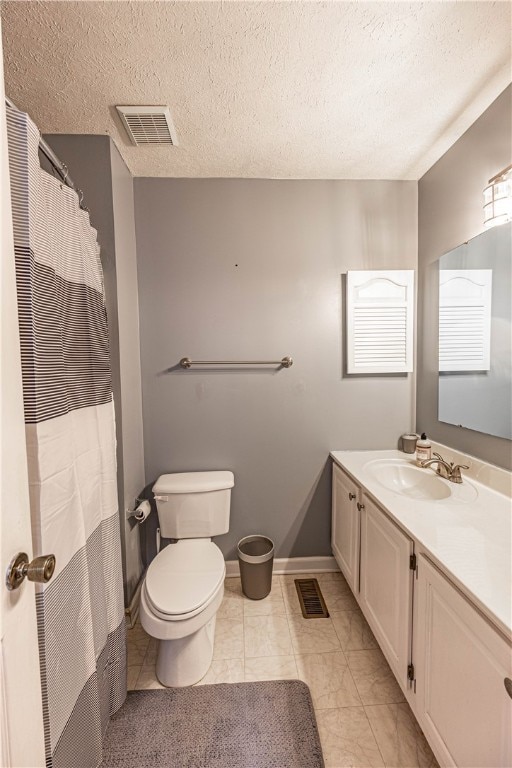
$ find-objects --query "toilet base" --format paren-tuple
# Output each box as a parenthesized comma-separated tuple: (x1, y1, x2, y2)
(156, 615, 216, 687)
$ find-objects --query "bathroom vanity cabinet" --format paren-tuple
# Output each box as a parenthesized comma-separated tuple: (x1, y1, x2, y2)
(359, 493, 413, 691)
(332, 464, 415, 691)
(414, 555, 512, 768)
(330, 453, 512, 768)
(331, 465, 360, 593)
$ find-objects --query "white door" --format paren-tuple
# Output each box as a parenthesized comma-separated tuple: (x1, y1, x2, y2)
(0, 24, 46, 767)
(359, 494, 413, 688)
(414, 555, 512, 768)
(331, 465, 360, 592)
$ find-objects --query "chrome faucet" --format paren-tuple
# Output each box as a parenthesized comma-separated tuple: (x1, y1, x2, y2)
(421, 453, 452, 479)
(420, 452, 469, 483)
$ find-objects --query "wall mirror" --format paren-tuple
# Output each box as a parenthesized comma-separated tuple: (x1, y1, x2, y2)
(438, 222, 511, 440)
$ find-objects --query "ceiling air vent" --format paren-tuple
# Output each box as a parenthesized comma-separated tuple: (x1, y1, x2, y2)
(116, 105, 178, 146)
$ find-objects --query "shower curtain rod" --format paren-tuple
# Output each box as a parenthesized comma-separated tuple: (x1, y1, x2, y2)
(5, 96, 87, 210)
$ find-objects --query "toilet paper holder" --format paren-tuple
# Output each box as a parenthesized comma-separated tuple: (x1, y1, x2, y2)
(127, 498, 151, 524)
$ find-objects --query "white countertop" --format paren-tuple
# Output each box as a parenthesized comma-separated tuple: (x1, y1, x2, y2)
(330, 449, 512, 638)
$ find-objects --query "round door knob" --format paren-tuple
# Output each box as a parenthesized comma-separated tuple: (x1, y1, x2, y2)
(357, 502, 365, 511)
(26, 555, 56, 584)
(5, 552, 56, 591)
(348, 493, 356, 501)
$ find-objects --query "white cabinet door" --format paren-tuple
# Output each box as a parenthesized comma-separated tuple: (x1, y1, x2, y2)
(331, 464, 360, 593)
(359, 494, 413, 688)
(415, 555, 512, 768)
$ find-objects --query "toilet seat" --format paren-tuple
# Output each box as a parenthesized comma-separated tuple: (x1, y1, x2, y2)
(144, 539, 225, 621)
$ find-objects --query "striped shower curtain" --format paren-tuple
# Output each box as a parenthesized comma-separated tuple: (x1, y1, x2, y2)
(6, 105, 126, 768)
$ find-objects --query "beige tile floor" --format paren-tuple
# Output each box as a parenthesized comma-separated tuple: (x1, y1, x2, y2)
(126, 572, 438, 768)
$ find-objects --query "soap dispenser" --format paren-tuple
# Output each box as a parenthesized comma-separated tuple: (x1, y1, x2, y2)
(416, 433, 432, 466)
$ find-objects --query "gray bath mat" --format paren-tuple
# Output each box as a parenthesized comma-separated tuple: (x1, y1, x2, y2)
(101, 680, 324, 767)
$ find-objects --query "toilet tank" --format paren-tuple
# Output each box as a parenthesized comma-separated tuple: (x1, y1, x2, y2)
(152, 471, 234, 539)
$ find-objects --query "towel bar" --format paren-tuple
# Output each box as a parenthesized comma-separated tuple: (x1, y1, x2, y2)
(179, 356, 293, 369)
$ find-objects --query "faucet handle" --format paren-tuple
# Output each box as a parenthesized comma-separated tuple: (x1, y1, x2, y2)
(427, 453, 450, 478)
(437, 462, 451, 479)
(450, 463, 469, 483)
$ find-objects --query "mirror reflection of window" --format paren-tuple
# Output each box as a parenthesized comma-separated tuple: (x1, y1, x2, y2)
(439, 270, 492, 372)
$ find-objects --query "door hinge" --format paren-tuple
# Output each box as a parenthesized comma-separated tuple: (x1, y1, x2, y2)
(409, 553, 417, 571)
(407, 663, 415, 682)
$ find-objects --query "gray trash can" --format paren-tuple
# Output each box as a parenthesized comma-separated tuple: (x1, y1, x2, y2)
(237, 535, 274, 600)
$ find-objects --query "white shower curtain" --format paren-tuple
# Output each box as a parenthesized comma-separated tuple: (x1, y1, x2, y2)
(6, 104, 126, 768)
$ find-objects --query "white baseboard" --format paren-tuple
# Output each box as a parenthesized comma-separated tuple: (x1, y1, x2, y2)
(225, 555, 338, 578)
(127, 557, 340, 612)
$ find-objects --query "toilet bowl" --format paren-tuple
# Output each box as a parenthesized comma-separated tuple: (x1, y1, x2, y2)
(139, 471, 234, 687)
(140, 538, 226, 686)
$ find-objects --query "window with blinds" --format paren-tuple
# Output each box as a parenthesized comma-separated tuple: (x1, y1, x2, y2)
(346, 270, 414, 374)
(439, 270, 492, 372)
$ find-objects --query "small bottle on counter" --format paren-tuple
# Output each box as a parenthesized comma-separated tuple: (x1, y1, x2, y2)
(416, 433, 432, 466)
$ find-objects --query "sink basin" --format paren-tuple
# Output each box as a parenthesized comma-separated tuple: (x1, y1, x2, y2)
(363, 458, 478, 502)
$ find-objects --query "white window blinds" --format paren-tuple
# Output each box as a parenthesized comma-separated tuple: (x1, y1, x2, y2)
(439, 269, 492, 372)
(346, 270, 414, 374)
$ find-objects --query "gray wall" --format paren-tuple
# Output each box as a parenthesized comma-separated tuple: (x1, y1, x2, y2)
(110, 143, 146, 600)
(134, 179, 417, 559)
(417, 85, 512, 470)
(44, 135, 145, 600)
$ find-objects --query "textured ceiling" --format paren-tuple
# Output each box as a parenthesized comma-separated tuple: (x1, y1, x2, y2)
(1, 1, 510, 179)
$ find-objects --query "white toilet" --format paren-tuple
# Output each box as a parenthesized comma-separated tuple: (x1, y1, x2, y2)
(140, 470, 234, 687)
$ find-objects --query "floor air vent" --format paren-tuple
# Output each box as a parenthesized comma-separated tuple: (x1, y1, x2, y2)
(295, 578, 329, 619)
(116, 105, 178, 146)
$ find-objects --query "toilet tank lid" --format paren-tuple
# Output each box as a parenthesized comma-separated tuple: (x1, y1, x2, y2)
(153, 471, 234, 494)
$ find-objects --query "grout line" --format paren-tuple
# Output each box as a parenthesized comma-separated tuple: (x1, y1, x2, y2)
(241, 596, 246, 680)
(283, 607, 296, 658)
(364, 706, 388, 766)
(133, 666, 142, 691)
(140, 639, 151, 667)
